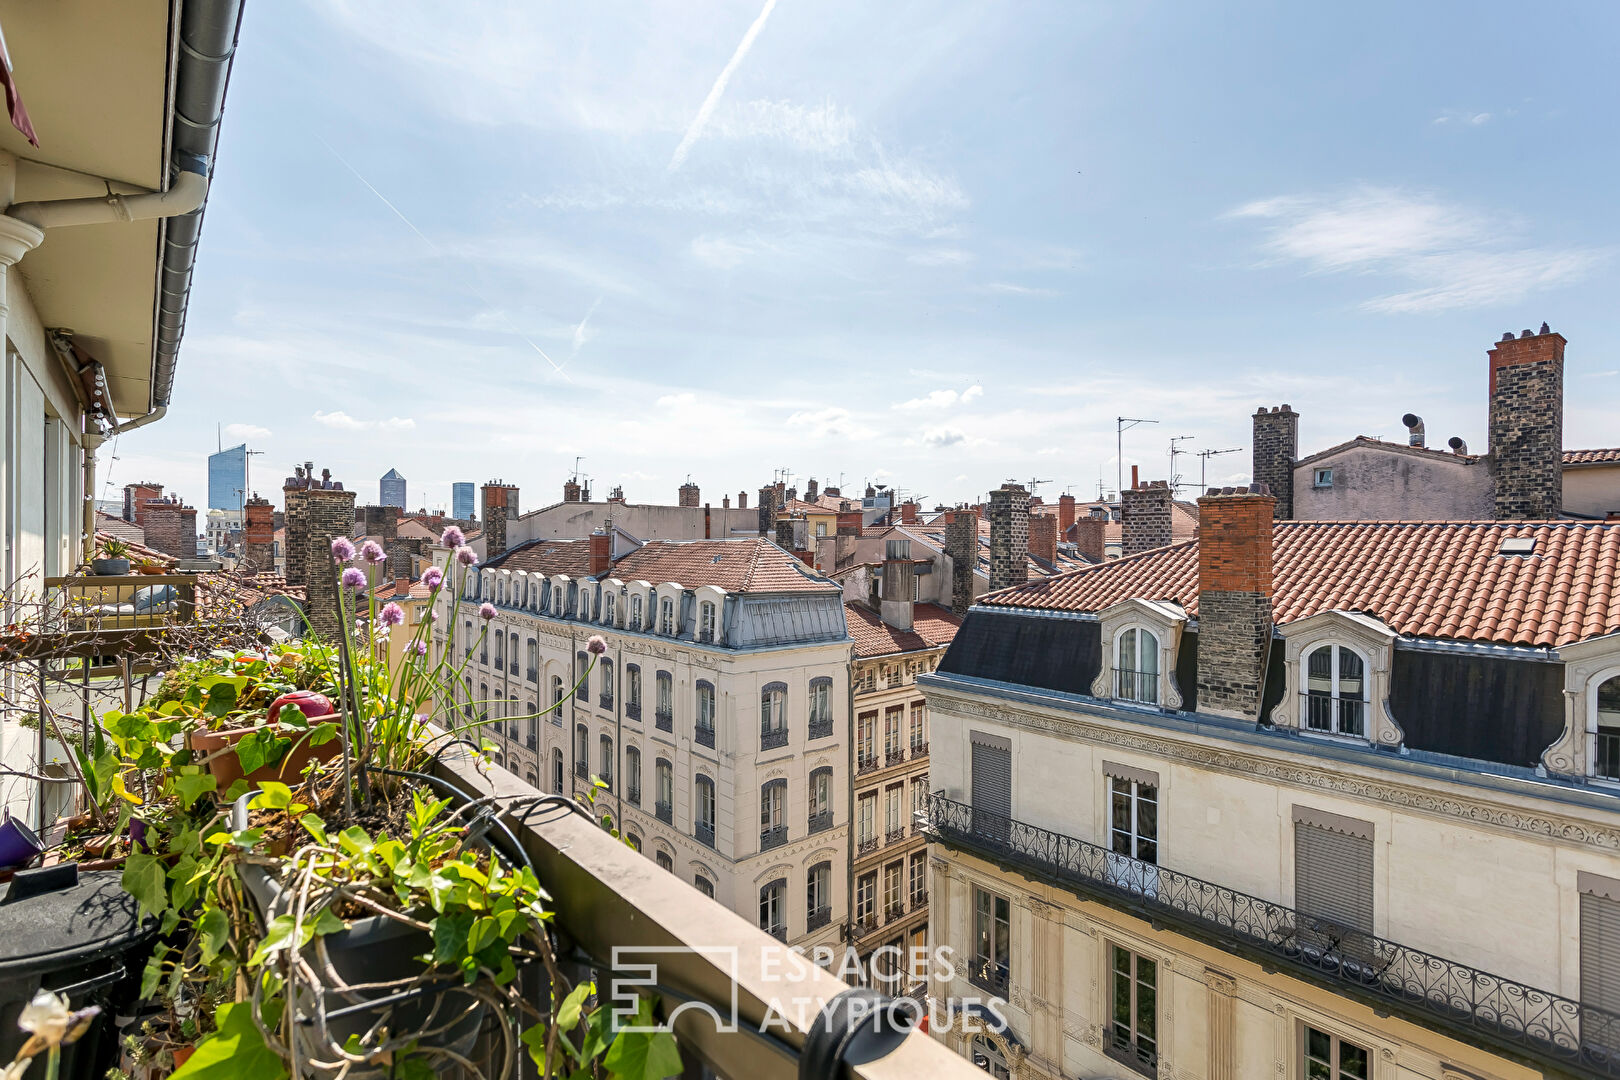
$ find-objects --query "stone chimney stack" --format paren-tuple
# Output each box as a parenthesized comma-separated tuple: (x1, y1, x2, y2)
(1073, 513, 1106, 562)
(1195, 484, 1276, 720)
(738, 490, 748, 510)
(806, 477, 819, 501)
(243, 494, 275, 572)
(143, 495, 198, 559)
(481, 481, 519, 558)
(757, 485, 778, 536)
(1251, 405, 1299, 520)
(945, 509, 978, 614)
(1027, 513, 1058, 566)
(1120, 480, 1173, 555)
(562, 479, 582, 503)
(987, 483, 1030, 592)
(284, 466, 356, 640)
(589, 529, 611, 576)
(1489, 325, 1565, 519)
(1057, 494, 1076, 536)
(722, 495, 730, 509)
(678, 481, 700, 508)
(880, 536, 916, 631)
(123, 482, 162, 527)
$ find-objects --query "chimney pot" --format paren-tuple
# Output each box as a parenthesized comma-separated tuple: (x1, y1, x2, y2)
(1194, 485, 1277, 719)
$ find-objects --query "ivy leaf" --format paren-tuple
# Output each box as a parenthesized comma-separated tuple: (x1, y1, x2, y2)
(431, 911, 472, 965)
(170, 1001, 287, 1080)
(248, 914, 299, 967)
(557, 980, 593, 1033)
(466, 915, 500, 955)
(198, 906, 229, 963)
(122, 853, 168, 917)
(224, 778, 253, 803)
(140, 947, 167, 999)
(249, 782, 293, 811)
(310, 908, 347, 938)
(203, 682, 239, 718)
(167, 855, 200, 909)
(306, 721, 337, 747)
(521, 1022, 549, 1071)
(174, 771, 217, 810)
(111, 771, 143, 806)
(603, 1027, 682, 1080)
(234, 730, 290, 775)
(300, 812, 328, 846)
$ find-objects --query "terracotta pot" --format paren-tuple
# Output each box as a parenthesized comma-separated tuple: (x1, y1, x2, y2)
(187, 719, 344, 789)
(171, 1045, 195, 1069)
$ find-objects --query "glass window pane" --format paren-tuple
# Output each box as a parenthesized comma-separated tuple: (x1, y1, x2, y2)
(1307, 1028, 1331, 1061)
(1338, 1041, 1368, 1080)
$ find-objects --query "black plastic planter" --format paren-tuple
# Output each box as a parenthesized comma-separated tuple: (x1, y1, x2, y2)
(0, 865, 157, 1080)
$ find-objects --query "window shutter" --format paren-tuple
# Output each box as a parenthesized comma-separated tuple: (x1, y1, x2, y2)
(1582, 892, 1620, 1013)
(970, 737, 1012, 837)
(1294, 822, 1374, 933)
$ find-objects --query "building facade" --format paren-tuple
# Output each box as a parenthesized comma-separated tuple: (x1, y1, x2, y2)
(452, 481, 476, 521)
(923, 489, 1620, 1080)
(207, 442, 248, 512)
(446, 532, 853, 951)
(380, 468, 407, 509)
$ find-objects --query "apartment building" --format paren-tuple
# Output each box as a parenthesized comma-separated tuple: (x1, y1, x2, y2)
(924, 486, 1620, 1080)
(447, 527, 853, 951)
(843, 565, 959, 982)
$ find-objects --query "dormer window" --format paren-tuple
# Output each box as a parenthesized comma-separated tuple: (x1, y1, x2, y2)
(604, 591, 616, 626)
(1115, 628, 1160, 705)
(1596, 676, 1620, 781)
(630, 595, 643, 631)
(659, 596, 676, 635)
(1303, 644, 1366, 738)
(699, 602, 716, 643)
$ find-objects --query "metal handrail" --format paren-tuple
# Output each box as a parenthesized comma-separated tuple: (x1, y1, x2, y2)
(927, 793, 1620, 1077)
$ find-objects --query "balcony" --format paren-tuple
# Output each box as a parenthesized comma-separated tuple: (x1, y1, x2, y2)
(910, 740, 928, 758)
(857, 754, 880, 775)
(808, 716, 833, 740)
(927, 793, 1620, 1078)
(763, 923, 787, 943)
(807, 906, 831, 932)
(655, 800, 674, 824)
(655, 709, 673, 732)
(886, 827, 906, 845)
(761, 726, 788, 751)
(696, 725, 715, 749)
(886, 749, 906, 767)
(628, 786, 641, 807)
(808, 810, 833, 835)
(696, 821, 716, 848)
(911, 892, 928, 912)
(575, 761, 589, 780)
(600, 694, 614, 710)
(968, 961, 1009, 999)
(885, 903, 906, 922)
(527, 667, 538, 682)
(853, 916, 878, 938)
(626, 701, 642, 721)
(858, 837, 879, 856)
(1106, 1029, 1158, 1079)
(760, 825, 788, 852)
(526, 735, 537, 751)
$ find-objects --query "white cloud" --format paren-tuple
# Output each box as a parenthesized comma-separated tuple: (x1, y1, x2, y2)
(786, 406, 873, 440)
(570, 298, 601, 356)
(691, 235, 754, 269)
(714, 99, 858, 155)
(960, 385, 983, 403)
(893, 385, 984, 410)
(921, 426, 967, 448)
(669, 0, 780, 171)
(908, 248, 973, 267)
(1229, 186, 1605, 312)
(656, 392, 696, 407)
(222, 423, 271, 441)
(1434, 109, 1492, 126)
(312, 410, 416, 432)
(976, 282, 1057, 296)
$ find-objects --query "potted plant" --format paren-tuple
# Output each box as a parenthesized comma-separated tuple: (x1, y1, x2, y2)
(93, 537, 132, 576)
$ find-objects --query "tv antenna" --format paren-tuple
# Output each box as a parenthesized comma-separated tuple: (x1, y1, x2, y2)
(1197, 447, 1242, 491)
(1027, 477, 1052, 498)
(1169, 436, 1195, 496)
(1116, 416, 1158, 499)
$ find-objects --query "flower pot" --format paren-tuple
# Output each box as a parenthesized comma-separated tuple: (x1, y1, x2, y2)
(230, 795, 487, 1078)
(90, 557, 129, 576)
(187, 721, 344, 790)
(0, 816, 43, 869)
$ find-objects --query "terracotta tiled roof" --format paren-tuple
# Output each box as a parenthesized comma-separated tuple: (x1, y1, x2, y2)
(607, 538, 836, 593)
(911, 523, 1099, 577)
(981, 521, 1620, 648)
(93, 529, 175, 569)
(1566, 448, 1620, 466)
(485, 538, 594, 577)
(846, 602, 962, 657)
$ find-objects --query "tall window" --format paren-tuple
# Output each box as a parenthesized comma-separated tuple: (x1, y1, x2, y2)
(627, 665, 642, 718)
(526, 639, 539, 681)
(659, 596, 676, 635)
(884, 707, 903, 758)
(759, 880, 786, 938)
(761, 683, 787, 747)
(508, 632, 520, 675)
(883, 861, 903, 917)
(808, 767, 833, 830)
(1303, 1026, 1368, 1080)
(604, 591, 616, 626)
(699, 601, 717, 642)
(626, 746, 641, 804)
(857, 712, 877, 767)
(656, 850, 673, 872)
(695, 876, 714, 898)
(599, 734, 614, 789)
(807, 863, 831, 927)
(574, 724, 588, 778)
(695, 681, 716, 746)
(1109, 946, 1158, 1072)
(909, 852, 927, 907)
(911, 776, 928, 819)
(1598, 675, 1620, 780)
(856, 871, 877, 925)
(527, 713, 538, 749)
(909, 703, 926, 752)
(1305, 644, 1367, 737)
(807, 677, 833, 738)
(478, 683, 488, 722)
(695, 774, 716, 845)
(551, 749, 563, 794)
(656, 671, 673, 726)
(1110, 775, 1158, 864)
(1116, 627, 1159, 704)
(464, 620, 473, 658)
(656, 759, 673, 819)
(601, 658, 615, 708)
(575, 650, 590, 701)
(551, 674, 565, 715)
(885, 783, 903, 838)
(972, 888, 1010, 994)
(494, 633, 504, 669)
(630, 594, 643, 631)
(760, 779, 786, 850)
(857, 794, 876, 845)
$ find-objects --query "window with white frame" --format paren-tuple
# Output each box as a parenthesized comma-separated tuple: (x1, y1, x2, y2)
(1302, 1025, 1368, 1080)
(659, 596, 675, 635)
(857, 793, 876, 844)
(604, 591, 616, 626)
(656, 759, 673, 813)
(1597, 675, 1620, 781)
(630, 594, 643, 631)
(1304, 644, 1367, 738)
(759, 880, 786, 937)
(1109, 945, 1159, 1073)
(699, 601, 716, 642)
(601, 658, 614, 707)
(625, 746, 641, 804)
(1313, 467, 1334, 488)
(855, 871, 876, 924)
(599, 734, 613, 789)
(551, 675, 564, 714)
(1115, 627, 1160, 704)
(1110, 774, 1158, 864)
(695, 774, 716, 834)
(971, 887, 1010, 994)
(695, 681, 716, 740)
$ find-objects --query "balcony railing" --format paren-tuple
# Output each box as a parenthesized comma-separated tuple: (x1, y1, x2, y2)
(911, 892, 928, 911)
(808, 717, 833, 740)
(763, 923, 787, 942)
(887, 749, 906, 767)
(626, 701, 642, 721)
(696, 821, 715, 848)
(627, 786, 641, 807)
(575, 761, 589, 780)
(655, 709, 673, 732)
(696, 725, 715, 749)
(760, 825, 787, 852)
(808, 810, 833, 835)
(885, 903, 906, 922)
(857, 754, 880, 775)
(910, 740, 928, 758)
(807, 906, 831, 932)
(886, 827, 906, 845)
(968, 962, 1009, 998)
(926, 793, 1620, 1077)
(600, 694, 614, 710)
(526, 735, 538, 751)
(761, 726, 788, 751)
(858, 837, 879, 855)
(1598, 730, 1620, 781)
(655, 800, 673, 824)
(853, 916, 878, 938)
(527, 667, 539, 682)
(1113, 668, 1160, 706)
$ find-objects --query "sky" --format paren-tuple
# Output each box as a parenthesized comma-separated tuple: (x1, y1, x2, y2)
(111, 0, 1620, 514)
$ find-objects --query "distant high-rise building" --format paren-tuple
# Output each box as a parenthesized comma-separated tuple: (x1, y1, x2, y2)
(452, 481, 475, 520)
(379, 468, 407, 508)
(207, 444, 248, 511)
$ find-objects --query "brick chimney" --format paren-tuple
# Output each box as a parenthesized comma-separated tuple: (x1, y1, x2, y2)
(738, 490, 748, 510)
(124, 482, 162, 527)
(1120, 480, 1172, 555)
(143, 495, 197, 559)
(678, 481, 700, 507)
(243, 494, 275, 572)
(589, 529, 611, 575)
(806, 477, 819, 501)
(899, 501, 919, 524)
(1489, 325, 1564, 519)
(880, 536, 915, 630)
(757, 485, 778, 536)
(1057, 494, 1076, 535)
(562, 479, 581, 503)
(1195, 484, 1276, 720)
(1073, 513, 1106, 562)
(987, 483, 1030, 592)
(284, 467, 357, 640)
(1252, 406, 1299, 520)
(481, 481, 519, 558)
(945, 509, 978, 614)
(1027, 513, 1057, 566)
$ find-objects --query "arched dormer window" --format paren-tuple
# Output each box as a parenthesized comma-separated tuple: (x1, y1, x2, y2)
(1115, 627, 1160, 705)
(630, 594, 644, 631)
(1303, 643, 1367, 738)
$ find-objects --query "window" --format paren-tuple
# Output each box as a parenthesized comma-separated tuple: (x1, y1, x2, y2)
(699, 601, 717, 642)
(528, 714, 538, 749)
(1304, 644, 1366, 738)
(808, 767, 833, 832)
(1115, 627, 1160, 705)
(972, 1035, 1010, 1080)
(578, 586, 593, 621)
(1598, 676, 1620, 780)
(526, 639, 539, 681)
(807, 862, 831, 929)
(695, 681, 716, 747)
(885, 783, 904, 839)
(656, 671, 673, 729)
(630, 594, 643, 631)
(970, 733, 1012, 837)
(494, 632, 504, 669)
(656, 850, 673, 872)
(971, 887, 1010, 995)
(626, 664, 642, 719)
(478, 683, 488, 722)
(1110, 774, 1158, 863)
(574, 724, 589, 778)
(911, 776, 928, 819)
(883, 861, 903, 919)
(855, 872, 877, 926)
(599, 734, 614, 789)
(462, 677, 472, 719)
(604, 591, 616, 626)
(1295, 812, 1375, 939)
(601, 658, 614, 708)
(909, 703, 926, 752)
(909, 852, 927, 908)
(626, 746, 641, 804)
(464, 620, 473, 658)
(695, 774, 716, 845)
(480, 634, 489, 664)
(1582, 881, 1620, 1021)
(808, 677, 833, 738)
(760, 778, 786, 850)
(656, 759, 673, 821)
(625, 832, 641, 852)
(575, 650, 590, 702)
(552, 749, 564, 794)
(1109, 946, 1158, 1074)
(857, 794, 876, 847)
(759, 879, 786, 939)
(1313, 467, 1334, 488)
(856, 711, 878, 769)
(1303, 1026, 1368, 1080)
(551, 675, 565, 717)
(696, 876, 714, 898)
(884, 706, 903, 758)
(659, 596, 675, 635)
(760, 683, 787, 748)
(509, 632, 520, 675)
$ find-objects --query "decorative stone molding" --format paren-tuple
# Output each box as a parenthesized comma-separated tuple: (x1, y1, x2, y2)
(1090, 598, 1187, 710)
(928, 688, 1620, 853)
(0, 215, 43, 268)
(1543, 631, 1620, 778)
(1269, 609, 1402, 747)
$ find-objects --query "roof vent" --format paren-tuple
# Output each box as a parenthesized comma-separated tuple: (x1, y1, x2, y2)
(1499, 537, 1536, 556)
(712, 555, 723, 563)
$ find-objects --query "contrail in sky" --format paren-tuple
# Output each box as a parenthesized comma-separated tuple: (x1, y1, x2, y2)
(668, 0, 779, 172)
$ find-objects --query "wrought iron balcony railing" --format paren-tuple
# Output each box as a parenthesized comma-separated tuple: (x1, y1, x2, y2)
(625, 700, 641, 721)
(655, 800, 673, 824)
(858, 837, 878, 856)
(807, 906, 831, 932)
(696, 821, 715, 848)
(885, 903, 906, 922)
(807, 810, 832, 835)
(808, 717, 833, 740)
(655, 710, 673, 732)
(627, 786, 641, 807)
(926, 793, 1620, 1078)
(886, 827, 906, 845)
(761, 726, 788, 751)
(760, 825, 787, 852)
(600, 694, 613, 710)
(1599, 731, 1620, 782)
(575, 761, 589, 780)
(856, 754, 880, 775)
(526, 735, 537, 751)
(696, 725, 715, 749)
(910, 740, 928, 758)
(887, 749, 906, 767)
(911, 892, 928, 911)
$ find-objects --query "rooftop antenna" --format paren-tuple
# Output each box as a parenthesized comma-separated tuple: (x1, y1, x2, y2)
(1027, 477, 1052, 498)
(1169, 435, 1195, 496)
(1197, 447, 1242, 491)
(243, 448, 264, 517)
(1117, 416, 1158, 499)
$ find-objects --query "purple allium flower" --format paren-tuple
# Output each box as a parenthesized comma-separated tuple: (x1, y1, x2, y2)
(455, 545, 478, 567)
(412, 640, 428, 656)
(379, 602, 405, 628)
(586, 634, 607, 655)
(479, 602, 496, 621)
(331, 537, 356, 563)
(421, 565, 444, 590)
(360, 540, 387, 565)
(340, 567, 366, 590)
(441, 525, 466, 548)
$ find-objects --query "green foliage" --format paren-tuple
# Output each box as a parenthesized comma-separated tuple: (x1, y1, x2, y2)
(170, 1001, 287, 1080)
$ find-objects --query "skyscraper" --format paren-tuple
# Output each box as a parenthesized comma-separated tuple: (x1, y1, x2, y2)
(207, 443, 248, 511)
(452, 481, 474, 520)
(379, 468, 407, 509)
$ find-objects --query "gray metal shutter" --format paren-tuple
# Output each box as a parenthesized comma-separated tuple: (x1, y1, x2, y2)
(1582, 893, 1620, 1013)
(1294, 823, 1374, 933)
(970, 740, 1012, 839)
